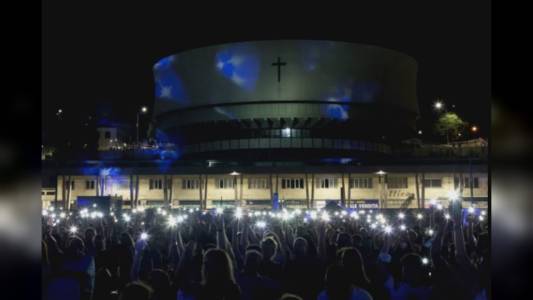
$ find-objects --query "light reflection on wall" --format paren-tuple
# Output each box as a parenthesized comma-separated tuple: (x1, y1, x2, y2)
(154, 55, 188, 104)
(214, 44, 260, 91)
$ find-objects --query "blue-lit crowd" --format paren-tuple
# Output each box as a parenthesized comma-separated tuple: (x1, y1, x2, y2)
(42, 203, 489, 300)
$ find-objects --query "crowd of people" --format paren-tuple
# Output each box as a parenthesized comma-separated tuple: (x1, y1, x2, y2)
(42, 202, 489, 300)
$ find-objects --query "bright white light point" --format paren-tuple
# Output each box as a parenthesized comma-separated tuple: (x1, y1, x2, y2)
(398, 213, 405, 219)
(359, 210, 365, 214)
(321, 213, 330, 222)
(140, 232, 149, 240)
(351, 212, 359, 219)
(123, 214, 131, 222)
(422, 257, 429, 265)
(436, 204, 443, 210)
(479, 215, 484, 221)
(428, 229, 434, 236)
(161, 210, 167, 216)
(445, 213, 451, 220)
(417, 213, 423, 220)
(430, 199, 437, 206)
(341, 210, 347, 216)
(141, 106, 148, 113)
(168, 217, 177, 227)
(70, 226, 77, 234)
(400, 224, 406, 231)
(188, 209, 194, 213)
(49, 206, 55, 211)
(370, 223, 377, 229)
(216, 207, 223, 215)
(468, 207, 475, 214)
(448, 190, 460, 201)
(235, 208, 243, 219)
(256, 221, 266, 229)
(132, 208, 138, 214)
(481, 210, 486, 216)
(434, 101, 443, 109)
(42, 210, 48, 216)
(334, 211, 339, 216)
(254, 211, 261, 217)
(93, 203, 97, 208)
(384, 225, 393, 234)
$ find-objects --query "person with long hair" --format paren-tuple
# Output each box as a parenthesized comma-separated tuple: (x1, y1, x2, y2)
(194, 248, 241, 300)
(318, 264, 373, 300)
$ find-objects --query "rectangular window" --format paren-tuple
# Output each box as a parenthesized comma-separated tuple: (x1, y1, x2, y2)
(465, 177, 479, 188)
(454, 177, 479, 189)
(387, 177, 408, 189)
(182, 179, 199, 190)
(85, 180, 95, 190)
(423, 179, 442, 188)
(215, 177, 234, 189)
(248, 178, 270, 189)
(318, 177, 338, 189)
(149, 178, 163, 190)
(349, 177, 373, 189)
(281, 178, 304, 189)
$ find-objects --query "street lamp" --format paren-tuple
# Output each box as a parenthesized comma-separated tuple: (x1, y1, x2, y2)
(136, 106, 148, 148)
(434, 100, 444, 111)
(471, 125, 478, 133)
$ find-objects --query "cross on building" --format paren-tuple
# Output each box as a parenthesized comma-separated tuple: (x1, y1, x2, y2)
(271, 57, 287, 82)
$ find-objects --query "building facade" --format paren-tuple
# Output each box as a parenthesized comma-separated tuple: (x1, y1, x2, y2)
(43, 41, 488, 210)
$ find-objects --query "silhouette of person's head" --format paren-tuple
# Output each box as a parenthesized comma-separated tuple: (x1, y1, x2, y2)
(244, 250, 263, 275)
(293, 237, 308, 258)
(119, 281, 152, 300)
(261, 237, 278, 260)
(202, 248, 235, 285)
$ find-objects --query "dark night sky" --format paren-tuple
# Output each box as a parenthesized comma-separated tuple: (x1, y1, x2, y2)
(42, 3, 490, 144)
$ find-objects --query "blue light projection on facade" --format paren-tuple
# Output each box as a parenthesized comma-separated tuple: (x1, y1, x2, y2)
(322, 80, 383, 120)
(215, 45, 260, 91)
(154, 56, 188, 104)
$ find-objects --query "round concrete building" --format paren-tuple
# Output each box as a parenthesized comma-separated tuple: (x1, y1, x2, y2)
(152, 40, 418, 161)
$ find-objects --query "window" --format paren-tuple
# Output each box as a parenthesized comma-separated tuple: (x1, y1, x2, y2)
(149, 178, 163, 190)
(105, 131, 111, 139)
(387, 177, 408, 189)
(423, 179, 442, 188)
(465, 177, 479, 188)
(46, 191, 56, 195)
(349, 177, 373, 189)
(281, 178, 304, 189)
(85, 180, 95, 190)
(248, 178, 270, 189)
(455, 177, 479, 189)
(215, 177, 234, 189)
(318, 177, 338, 189)
(182, 179, 200, 190)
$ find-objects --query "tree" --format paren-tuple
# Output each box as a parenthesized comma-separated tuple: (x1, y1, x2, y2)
(434, 112, 467, 144)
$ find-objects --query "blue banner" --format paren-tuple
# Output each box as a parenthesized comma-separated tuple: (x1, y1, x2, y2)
(272, 192, 279, 210)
